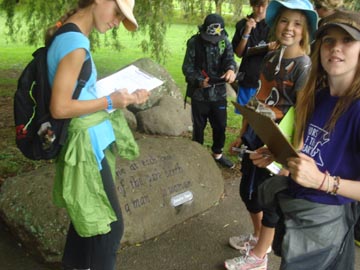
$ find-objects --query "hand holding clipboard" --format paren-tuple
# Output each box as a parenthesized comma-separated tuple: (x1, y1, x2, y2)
(232, 101, 299, 166)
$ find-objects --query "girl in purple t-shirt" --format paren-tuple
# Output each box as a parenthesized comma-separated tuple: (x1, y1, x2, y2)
(251, 9, 360, 270)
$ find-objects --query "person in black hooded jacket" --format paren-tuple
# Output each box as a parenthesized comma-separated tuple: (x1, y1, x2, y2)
(182, 13, 236, 168)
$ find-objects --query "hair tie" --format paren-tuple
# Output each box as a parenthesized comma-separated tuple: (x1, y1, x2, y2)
(55, 21, 62, 28)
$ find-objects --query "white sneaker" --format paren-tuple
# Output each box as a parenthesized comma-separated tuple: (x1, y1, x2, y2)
(229, 234, 272, 254)
(225, 250, 268, 270)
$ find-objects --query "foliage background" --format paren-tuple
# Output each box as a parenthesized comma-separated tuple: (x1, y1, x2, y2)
(0, 0, 360, 62)
(1, 0, 358, 63)
(0, 0, 359, 182)
(0, 0, 248, 63)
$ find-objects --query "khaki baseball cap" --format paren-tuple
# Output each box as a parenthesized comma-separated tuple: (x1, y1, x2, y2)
(115, 0, 138, 31)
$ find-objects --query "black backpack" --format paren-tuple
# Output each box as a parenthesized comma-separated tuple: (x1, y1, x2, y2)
(183, 34, 205, 107)
(14, 23, 91, 160)
(183, 34, 226, 107)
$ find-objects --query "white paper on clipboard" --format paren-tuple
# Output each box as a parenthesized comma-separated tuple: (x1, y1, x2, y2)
(96, 65, 163, 111)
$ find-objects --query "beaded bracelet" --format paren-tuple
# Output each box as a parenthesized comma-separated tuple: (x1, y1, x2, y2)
(106, 95, 113, 111)
(318, 171, 329, 190)
(330, 176, 341, 196)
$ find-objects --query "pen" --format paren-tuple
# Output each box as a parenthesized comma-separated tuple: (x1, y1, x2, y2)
(231, 147, 270, 157)
(245, 149, 271, 158)
(231, 147, 258, 154)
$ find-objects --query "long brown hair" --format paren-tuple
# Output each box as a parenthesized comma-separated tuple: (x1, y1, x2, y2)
(293, 32, 360, 149)
(44, 0, 95, 46)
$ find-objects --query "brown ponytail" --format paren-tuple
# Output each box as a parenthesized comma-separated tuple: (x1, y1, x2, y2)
(44, 0, 95, 46)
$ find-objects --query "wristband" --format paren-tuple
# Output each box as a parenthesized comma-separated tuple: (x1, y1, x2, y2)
(242, 34, 250, 40)
(106, 95, 113, 111)
(318, 171, 328, 190)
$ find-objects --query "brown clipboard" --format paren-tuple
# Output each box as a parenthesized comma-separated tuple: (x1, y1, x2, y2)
(232, 101, 299, 166)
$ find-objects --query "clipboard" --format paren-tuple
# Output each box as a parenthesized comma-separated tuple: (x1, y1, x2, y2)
(96, 65, 163, 112)
(232, 101, 299, 166)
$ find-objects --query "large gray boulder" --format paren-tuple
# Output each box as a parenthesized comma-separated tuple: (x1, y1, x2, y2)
(122, 107, 137, 131)
(136, 95, 192, 136)
(0, 137, 224, 263)
(125, 58, 183, 113)
(226, 83, 237, 98)
(116, 58, 192, 136)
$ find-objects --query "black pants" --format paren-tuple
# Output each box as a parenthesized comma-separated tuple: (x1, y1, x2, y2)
(240, 154, 269, 213)
(240, 155, 280, 228)
(62, 157, 124, 270)
(191, 99, 227, 154)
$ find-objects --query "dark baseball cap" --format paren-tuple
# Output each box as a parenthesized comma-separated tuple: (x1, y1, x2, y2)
(316, 10, 360, 40)
(199, 13, 226, 43)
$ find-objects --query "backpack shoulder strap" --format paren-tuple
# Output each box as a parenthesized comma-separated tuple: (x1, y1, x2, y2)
(72, 58, 91, 99)
(51, 23, 92, 144)
(55, 23, 81, 34)
(194, 34, 205, 68)
(184, 34, 205, 108)
(48, 23, 82, 47)
(59, 58, 91, 144)
(48, 22, 92, 98)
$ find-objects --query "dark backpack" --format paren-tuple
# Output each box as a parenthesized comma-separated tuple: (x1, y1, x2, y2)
(183, 34, 227, 107)
(14, 23, 91, 160)
(183, 34, 205, 107)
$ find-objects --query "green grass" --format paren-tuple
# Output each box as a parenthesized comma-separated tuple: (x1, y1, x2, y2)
(0, 13, 243, 179)
(91, 23, 202, 93)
